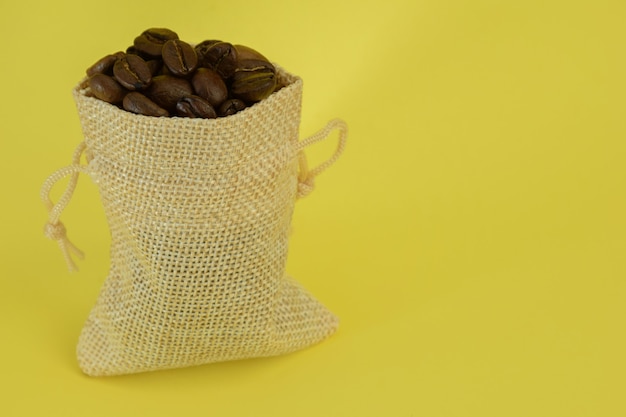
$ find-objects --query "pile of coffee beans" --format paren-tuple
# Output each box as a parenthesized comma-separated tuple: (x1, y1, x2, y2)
(83, 28, 278, 118)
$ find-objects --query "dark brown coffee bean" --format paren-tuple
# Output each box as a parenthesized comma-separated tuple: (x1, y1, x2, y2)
(146, 75, 194, 111)
(235, 56, 275, 75)
(194, 40, 221, 65)
(86, 51, 125, 77)
(162, 40, 198, 77)
(195, 39, 221, 51)
(218, 98, 247, 117)
(230, 45, 276, 102)
(195, 41, 238, 79)
(113, 54, 152, 90)
(88, 74, 126, 104)
(176, 95, 217, 118)
(133, 28, 179, 57)
(146, 59, 162, 76)
(234, 44, 271, 62)
(123, 92, 169, 117)
(191, 68, 228, 108)
(230, 63, 276, 102)
(234, 45, 275, 77)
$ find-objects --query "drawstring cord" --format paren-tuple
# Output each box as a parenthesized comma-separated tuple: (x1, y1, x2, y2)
(40, 142, 89, 272)
(296, 119, 348, 199)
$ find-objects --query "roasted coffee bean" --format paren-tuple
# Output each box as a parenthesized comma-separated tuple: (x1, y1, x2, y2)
(230, 64, 276, 103)
(124, 45, 143, 58)
(195, 39, 221, 51)
(218, 98, 247, 117)
(113, 54, 152, 90)
(235, 45, 276, 77)
(146, 75, 194, 111)
(162, 40, 198, 77)
(195, 40, 221, 65)
(196, 41, 238, 79)
(191, 68, 228, 107)
(176, 95, 217, 118)
(230, 46, 276, 102)
(88, 73, 126, 104)
(234, 44, 270, 62)
(235, 45, 275, 78)
(123, 92, 169, 117)
(234, 46, 275, 75)
(86, 52, 125, 76)
(146, 59, 163, 76)
(133, 28, 179, 57)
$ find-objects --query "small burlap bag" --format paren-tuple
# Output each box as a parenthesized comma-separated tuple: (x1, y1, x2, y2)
(41, 66, 347, 376)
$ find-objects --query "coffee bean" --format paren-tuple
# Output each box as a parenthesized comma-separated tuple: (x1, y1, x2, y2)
(176, 95, 217, 118)
(195, 40, 221, 66)
(88, 74, 126, 104)
(191, 68, 228, 108)
(230, 46, 276, 102)
(162, 40, 198, 77)
(195, 39, 221, 52)
(123, 92, 169, 117)
(86, 51, 125, 77)
(146, 59, 163, 76)
(113, 54, 152, 90)
(133, 28, 179, 58)
(146, 75, 194, 111)
(218, 99, 247, 117)
(195, 41, 238, 79)
(234, 44, 271, 62)
(231, 63, 276, 103)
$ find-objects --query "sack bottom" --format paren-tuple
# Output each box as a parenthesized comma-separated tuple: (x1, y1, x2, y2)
(76, 276, 338, 376)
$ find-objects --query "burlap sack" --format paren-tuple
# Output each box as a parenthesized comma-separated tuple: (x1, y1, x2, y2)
(41, 66, 347, 376)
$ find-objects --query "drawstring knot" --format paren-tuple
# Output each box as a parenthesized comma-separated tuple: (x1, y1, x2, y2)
(297, 175, 316, 199)
(44, 221, 67, 241)
(43, 220, 85, 272)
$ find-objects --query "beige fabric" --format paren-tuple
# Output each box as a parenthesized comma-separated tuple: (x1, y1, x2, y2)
(42, 66, 347, 376)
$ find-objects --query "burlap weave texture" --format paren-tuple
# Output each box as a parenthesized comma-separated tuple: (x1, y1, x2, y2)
(68, 67, 340, 376)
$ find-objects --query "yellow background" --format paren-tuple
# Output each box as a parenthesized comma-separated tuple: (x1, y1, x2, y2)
(1, 0, 625, 415)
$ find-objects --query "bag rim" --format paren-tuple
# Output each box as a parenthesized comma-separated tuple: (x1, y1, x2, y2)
(73, 64, 303, 127)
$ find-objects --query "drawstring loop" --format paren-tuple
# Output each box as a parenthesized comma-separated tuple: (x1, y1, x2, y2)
(40, 142, 89, 272)
(296, 119, 348, 199)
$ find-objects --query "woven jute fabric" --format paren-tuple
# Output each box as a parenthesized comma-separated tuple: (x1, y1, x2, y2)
(63, 66, 340, 376)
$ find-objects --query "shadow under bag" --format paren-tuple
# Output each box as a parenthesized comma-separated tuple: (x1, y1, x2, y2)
(41, 66, 347, 376)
